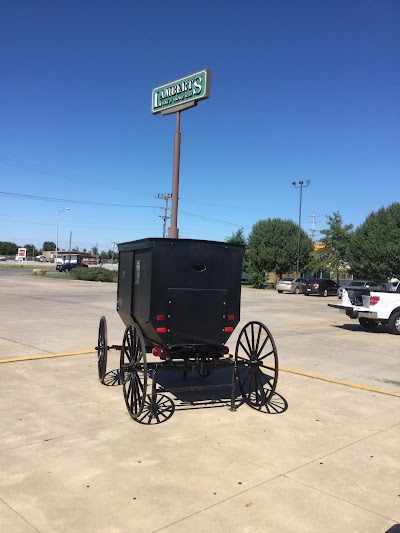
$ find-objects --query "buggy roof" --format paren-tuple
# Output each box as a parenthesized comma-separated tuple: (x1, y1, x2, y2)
(118, 237, 245, 252)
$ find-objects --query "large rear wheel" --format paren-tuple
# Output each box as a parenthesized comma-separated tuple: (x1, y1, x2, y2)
(120, 324, 148, 419)
(235, 321, 278, 409)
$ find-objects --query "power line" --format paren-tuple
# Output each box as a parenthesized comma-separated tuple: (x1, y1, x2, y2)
(0, 191, 160, 209)
(0, 155, 244, 210)
(180, 210, 252, 229)
(0, 156, 154, 197)
(0, 191, 250, 228)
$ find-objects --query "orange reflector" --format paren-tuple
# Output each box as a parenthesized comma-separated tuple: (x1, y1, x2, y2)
(152, 347, 163, 357)
(156, 327, 167, 333)
(157, 315, 165, 321)
(224, 327, 234, 332)
(227, 314, 235, 321)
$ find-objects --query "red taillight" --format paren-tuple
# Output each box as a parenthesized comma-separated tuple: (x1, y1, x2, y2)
(223, 346, 229, 354)
(152, 347, 163, 357)
(157, 315, 165, 321)
(313, 283, 320, 288)
(370, 296, 380, 306)
(224, 327, 234, 332)
(227, 314, 235, 321)
(156, 327, 167, 333)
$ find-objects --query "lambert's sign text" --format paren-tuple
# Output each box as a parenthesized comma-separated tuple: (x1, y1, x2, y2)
(152, 69, 210, 114)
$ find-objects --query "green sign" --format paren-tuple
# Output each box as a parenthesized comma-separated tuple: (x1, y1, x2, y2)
(152, 69, 210, 114)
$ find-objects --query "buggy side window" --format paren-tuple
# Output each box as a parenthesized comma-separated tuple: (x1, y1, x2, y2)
(135, 259, 141, 285)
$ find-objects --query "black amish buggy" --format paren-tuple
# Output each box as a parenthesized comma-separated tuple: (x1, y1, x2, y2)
(96, 238, 279, 424)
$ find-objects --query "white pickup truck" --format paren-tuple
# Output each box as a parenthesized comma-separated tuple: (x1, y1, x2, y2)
(328, 283, 400, 334)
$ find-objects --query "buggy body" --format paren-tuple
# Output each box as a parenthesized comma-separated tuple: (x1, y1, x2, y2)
(117, 238, 244, 359)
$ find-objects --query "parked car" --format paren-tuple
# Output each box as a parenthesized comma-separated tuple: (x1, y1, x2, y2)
(304, 278, 338, 297)
(56, 262, 88, 273)
(0, 256, 6, 261)
(241, 271, 250, 285)
(337, 280, 381, 299)
(381, 281, 400, 292)
(276, 277, 307, 294)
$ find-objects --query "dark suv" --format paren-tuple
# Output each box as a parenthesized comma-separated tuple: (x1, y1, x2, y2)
(304, 278, 338, 297)
(56, 262, 88, 273)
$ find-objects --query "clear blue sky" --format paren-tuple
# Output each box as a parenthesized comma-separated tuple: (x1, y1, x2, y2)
(1, 0, 399, 253)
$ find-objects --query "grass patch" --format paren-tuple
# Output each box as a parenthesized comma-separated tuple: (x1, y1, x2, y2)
(0, 263, 55, 270)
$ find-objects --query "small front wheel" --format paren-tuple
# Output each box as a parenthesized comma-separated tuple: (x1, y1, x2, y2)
(294, 287, 300, 295)
(388, 311, 400, 335)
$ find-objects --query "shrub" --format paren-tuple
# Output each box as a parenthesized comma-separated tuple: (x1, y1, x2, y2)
(69, 267, 118, 282)
(248, 269, 266, 289)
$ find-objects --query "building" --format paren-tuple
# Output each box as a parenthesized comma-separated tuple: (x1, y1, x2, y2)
(41, 251, 99, 265)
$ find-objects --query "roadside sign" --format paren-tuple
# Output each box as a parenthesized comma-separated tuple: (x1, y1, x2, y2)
(18, 247, 27, 258)
(152, 69, 210, 114)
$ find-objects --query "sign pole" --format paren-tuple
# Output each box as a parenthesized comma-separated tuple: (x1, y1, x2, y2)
(168, 111, 181, 239)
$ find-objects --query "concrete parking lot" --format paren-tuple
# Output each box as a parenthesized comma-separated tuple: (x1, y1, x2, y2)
(0, 273, 399, 532)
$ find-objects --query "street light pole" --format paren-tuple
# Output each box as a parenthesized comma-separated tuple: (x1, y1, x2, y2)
(55, 208, 70, 266)
(292, 180, 311, 276)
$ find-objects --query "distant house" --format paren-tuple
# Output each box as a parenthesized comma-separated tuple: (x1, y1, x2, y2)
(42, 250, 99, 265)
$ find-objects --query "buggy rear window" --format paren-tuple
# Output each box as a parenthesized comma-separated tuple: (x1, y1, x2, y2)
(192, 264, 207, 272)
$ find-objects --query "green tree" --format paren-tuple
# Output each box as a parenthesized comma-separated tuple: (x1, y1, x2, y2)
(0, 241, 18, 255)
(317, 212, 353, 281)
(23, 244, 36, 257)
(247, 218, 313, 286)
(226, 228, 246, 245)
(42, 241, 56, 251)
(226, 228, 249, 272)
(91, 245, 99, 256)
(349, 203, 400, 280)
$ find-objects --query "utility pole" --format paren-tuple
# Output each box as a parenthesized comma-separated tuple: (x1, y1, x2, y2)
(111, 242, 117, 264)
(292, 180, 311, 276)
(308, 213, 320, 242)
(157, 193, 172, 238)
(69, 232, 72, 262)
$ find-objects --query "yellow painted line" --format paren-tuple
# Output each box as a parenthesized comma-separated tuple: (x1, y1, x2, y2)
(2, 351, 399, 399)
(0, 350, 96, 364)
(232, 355, 400, 398)
(278, 365, 400, 398)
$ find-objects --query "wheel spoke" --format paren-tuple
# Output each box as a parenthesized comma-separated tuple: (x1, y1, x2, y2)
(259, 348, 275, 361)
(243, 328, 253, 355)
(257, 334, 270, 358)
(238, 339, 252, 359)
(255, 325, 262, 354)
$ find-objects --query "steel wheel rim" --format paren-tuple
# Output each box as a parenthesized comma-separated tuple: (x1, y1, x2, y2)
(134, 394, 175, 425)
(120, 324, 148, 419)
(235, 321, 278, 408)
(97, 316, 108, 383)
